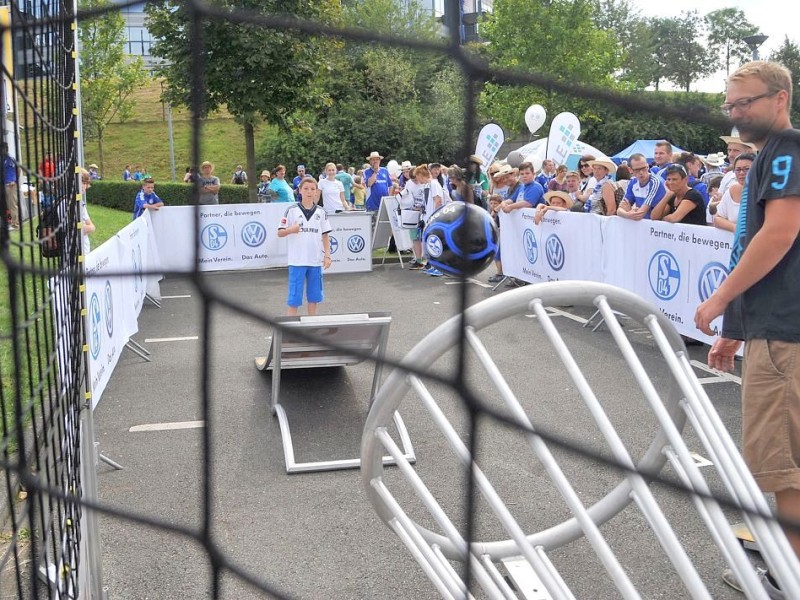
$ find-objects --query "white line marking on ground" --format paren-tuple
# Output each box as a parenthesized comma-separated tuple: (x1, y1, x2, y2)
(144, 336, 199, 343)
(698, 377, 728, 385)
(690, 452, 713, 467)
(543, 307, 590, 325)
(160, 294, 192, 299)
(690, 359, 741, 385)
(129, 420, 205, 433)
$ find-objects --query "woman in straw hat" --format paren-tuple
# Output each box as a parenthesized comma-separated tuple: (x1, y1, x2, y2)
(583, 158, 618, 215)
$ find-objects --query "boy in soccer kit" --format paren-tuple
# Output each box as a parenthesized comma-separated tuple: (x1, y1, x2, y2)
(278, 177, 332, 316)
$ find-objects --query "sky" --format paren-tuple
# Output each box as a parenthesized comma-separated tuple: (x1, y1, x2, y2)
(631, 0, 800, 93)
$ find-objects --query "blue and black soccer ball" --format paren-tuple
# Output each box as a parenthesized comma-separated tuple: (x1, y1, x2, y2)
(423, 203, 498, 276)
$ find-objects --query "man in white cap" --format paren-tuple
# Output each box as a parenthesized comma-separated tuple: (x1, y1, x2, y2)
(292, 164, 306, 200)
(363, 151, 393, 212)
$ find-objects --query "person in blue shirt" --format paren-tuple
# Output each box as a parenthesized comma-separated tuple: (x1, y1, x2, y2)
(617, 153, 667, 220)
(334, 163, 354, 208)
(132, 178, 164, 219)
(123, 164, 131, 181)
(676, 152, 709, 205)
(292, 164, 306, 200)
(363, 151, 394, 212)
(269, 165, 295, 202)
(499, 161, 545, 214)
(2, 143, 18, 229)
(535, 158, 557, 189)
(650, 141, 673, 179)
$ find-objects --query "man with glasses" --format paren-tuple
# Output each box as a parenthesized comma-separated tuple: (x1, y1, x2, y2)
(616, 153, 666, 220)
(695, 60, 800, 598)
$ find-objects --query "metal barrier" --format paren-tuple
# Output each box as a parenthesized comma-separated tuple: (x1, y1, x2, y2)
(361, 281, 800, 599)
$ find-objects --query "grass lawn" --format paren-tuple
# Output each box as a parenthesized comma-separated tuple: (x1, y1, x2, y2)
(83, 78, 271, 184)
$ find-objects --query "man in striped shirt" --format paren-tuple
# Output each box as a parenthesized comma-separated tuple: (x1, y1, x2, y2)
(616, 153, 666, 220)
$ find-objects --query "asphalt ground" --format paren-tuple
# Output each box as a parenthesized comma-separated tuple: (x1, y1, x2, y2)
(94, 264, 754, 599)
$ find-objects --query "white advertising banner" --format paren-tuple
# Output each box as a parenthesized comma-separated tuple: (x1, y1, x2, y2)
(475, 123, 505, 172)
(500, 211, 734, 342)
(546, 112, 581, 166)
(84, 237, 131, 408)
(499, 210, 604, 284)
(150, 204, 372, 274)
(603, 218, 734, 344)
(115, 216, 149, 338)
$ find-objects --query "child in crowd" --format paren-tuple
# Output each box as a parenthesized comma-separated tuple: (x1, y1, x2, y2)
(277, 177, 332, 316)
(534, 190, 574, 224)
(132, 178, 164, 219)
(487, 194, 504, 284)
(352, 175, 366, 209)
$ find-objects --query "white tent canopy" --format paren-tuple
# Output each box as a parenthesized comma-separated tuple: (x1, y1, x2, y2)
(505, 138, 610, 171)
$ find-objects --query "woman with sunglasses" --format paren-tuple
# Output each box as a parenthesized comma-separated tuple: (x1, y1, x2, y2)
(713, 153, 755, 232)
(650, 164, 707, 225)
(572, 154, 596, 211)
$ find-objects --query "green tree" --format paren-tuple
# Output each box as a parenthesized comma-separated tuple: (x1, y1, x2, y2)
(78, 0, 147, 176)
(769, 36, 800, 122)
(146, 0, 341, 201)
(704, 8, 758, 77)
(478, 0, 621, 134)
(657, 13, 714, 92)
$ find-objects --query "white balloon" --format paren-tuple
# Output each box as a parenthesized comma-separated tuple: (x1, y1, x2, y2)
(386, 160, 401, 178)
(524, 104, 547, 134)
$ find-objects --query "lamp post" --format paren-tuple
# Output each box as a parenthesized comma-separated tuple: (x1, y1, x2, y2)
(743, 34, 769, 61)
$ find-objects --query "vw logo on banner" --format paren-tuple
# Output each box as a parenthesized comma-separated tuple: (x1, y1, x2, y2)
(104, 280, 114, 337)
(523, 229, 538, 265)
(545, 234, 565, 271)
(648, 250, 681, 300)
(89, 293, 102, 359)
(347, 234, 365, 253)
(698, 262, 729, 302)
(426, 234, 443, 258)
(241, 221, 266, 248)
(330, 236, 339, 255)
(200, 223, 228, 251)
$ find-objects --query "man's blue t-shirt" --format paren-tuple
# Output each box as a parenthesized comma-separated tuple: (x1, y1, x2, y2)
(624, 175, 666, 218)
(335, 171, 354, 204)
(535, 173, 554, 189)
(132, 190, 162, 219)
(3, 156, 16, 185)
(511, 180, 545, 206)
(270, 178, 295, 202)
(364, 167, 392, 211)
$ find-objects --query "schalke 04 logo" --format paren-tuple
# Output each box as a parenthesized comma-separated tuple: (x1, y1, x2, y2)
(698, 262, 729, 302)
(200, 223, 228, 251)
(241, 221, 266, 248)
(523, 229, 538, 265)
(104, 280, 114, 337)
(545, 234, 565, 271)
(330, 236, 339, 255)
(648, 250, 681, 300)
(426, 234, 443, 258)
(89, 293, 102, 360)
(347, 234, 365, 253)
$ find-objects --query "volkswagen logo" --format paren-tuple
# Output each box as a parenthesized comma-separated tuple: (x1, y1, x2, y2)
(523, 229, 538, 265)
(648, 250, 681, 301)
(545, 234, 565, 271)
(426, 234, 443, 258)
(200, 223, 228, 251)
(89, 293, 101, 360)
(698, 262, 729, 302)
(347, 234, 365, 253)
(241, 221, 266, 248)
(330, 236, 339, 255)
(104, 280, 113, 338)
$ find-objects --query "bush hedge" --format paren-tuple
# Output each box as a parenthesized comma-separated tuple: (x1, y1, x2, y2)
(86, 180, 251, 211)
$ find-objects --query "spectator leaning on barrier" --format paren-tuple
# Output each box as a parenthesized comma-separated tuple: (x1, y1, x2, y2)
(706, 175, 724, 216)
(79, 168, 96, 252)
(616, 153, 667, 220)
(132, 177, 164, 220)
(501, 161, 545, 213)
(713, 152, 755, 232)
(718, 134, 757, 197)
(676, 152, 709, 205)
(574, 155, 597, 210)
(198, 161, 221, 205)
(534, 190, 574, 225)
(650, 164, 707, 226)
(584, 159, 618, 216)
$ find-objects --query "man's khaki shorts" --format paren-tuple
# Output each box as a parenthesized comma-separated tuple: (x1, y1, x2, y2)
(742, 339, 800, 492)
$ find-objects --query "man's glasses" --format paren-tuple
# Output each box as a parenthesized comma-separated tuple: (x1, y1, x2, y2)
(720, 91, 778, 116)
(631, 166, 649, 174)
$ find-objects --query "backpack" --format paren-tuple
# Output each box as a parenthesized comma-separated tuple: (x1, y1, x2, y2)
(37, 204, 62, 258)
(233, 170, 245, 185)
